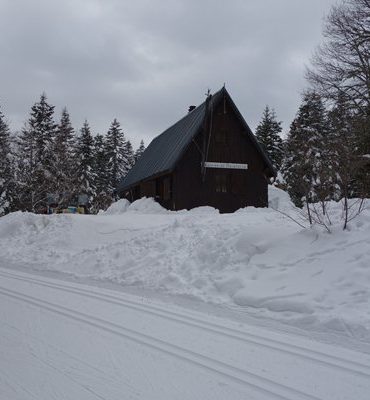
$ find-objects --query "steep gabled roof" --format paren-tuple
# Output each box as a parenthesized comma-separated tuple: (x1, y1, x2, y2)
(118, 87, 275, 192)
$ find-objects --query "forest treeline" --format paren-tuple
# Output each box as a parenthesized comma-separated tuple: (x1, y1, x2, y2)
(0, 95, 145, 214)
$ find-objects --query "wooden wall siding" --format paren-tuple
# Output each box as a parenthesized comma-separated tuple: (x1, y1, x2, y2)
(125, 174, 173, 208)
(173, 97, 268, 213)
(140, 180, 156, 198)
(208, 100, 264, 171)
(155, 175, 173, 210)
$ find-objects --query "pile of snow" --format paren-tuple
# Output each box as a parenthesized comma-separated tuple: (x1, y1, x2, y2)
(102, 197, 169, 215)
(268, 185, 296, 213)
(1, 188, 370, 341)
(102, 199, 130, 215)
(126, 197, 169, 214)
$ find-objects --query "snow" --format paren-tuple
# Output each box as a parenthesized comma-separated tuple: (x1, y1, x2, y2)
(100, 198, 130, 214)
(1, 188, 370, 399)
(125, 197, 169, 214)
(1, 187, 370, 343)
(102, 197, 169, 215)
(267, 185, 296, 212)
(2, 268, 370, 400)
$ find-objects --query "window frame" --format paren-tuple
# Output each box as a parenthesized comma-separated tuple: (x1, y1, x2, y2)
(215, 173, 228, 193)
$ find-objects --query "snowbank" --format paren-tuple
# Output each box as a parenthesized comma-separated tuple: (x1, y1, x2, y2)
(126, 197, 169, 214)
(102, 199, 130, 215)
(268, 185, 296, 212)
(1, 189, 370, 342)
(103, 197, 168, 215)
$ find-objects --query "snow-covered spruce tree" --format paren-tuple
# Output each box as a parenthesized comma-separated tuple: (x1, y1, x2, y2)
(75, 120, 96, 208)
(255, 106, 284, 171)
(282, 91, 331, 221)
(50, 108, 77, 207)
(125, 140, 135, 170)
(134, 139, 145, 163)
(91, 134, 112, 212)
(16, 124, 36, 212)
(0, 107, 15, 216)
(16, 93, 57, 212)
(105, 118, 129, 199)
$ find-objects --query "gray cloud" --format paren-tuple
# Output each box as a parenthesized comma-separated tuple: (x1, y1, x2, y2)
(0, 0, 336, 147)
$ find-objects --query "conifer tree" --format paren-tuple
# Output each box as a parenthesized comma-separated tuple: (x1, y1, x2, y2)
(125, 140, 135, 170)
(134, 140, 145, 163)
(92, 134, 112, 212)
(106, 118, 129, 198)
(76, 120, 96, 207)
(0, 107, 15, 215)
(282, 91, 329, 214)
(255, 106, 284, 171)
(30, 93, 57, 176)
(16, 124, 36, 211)
(50, 108, 77, 206)
(16, 93, 57, 212)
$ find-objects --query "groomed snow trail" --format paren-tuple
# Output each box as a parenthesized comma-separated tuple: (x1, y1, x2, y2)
(1, 268, 369, 400)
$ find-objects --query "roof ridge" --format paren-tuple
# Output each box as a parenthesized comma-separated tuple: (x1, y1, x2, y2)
(150, 87, 225, 143)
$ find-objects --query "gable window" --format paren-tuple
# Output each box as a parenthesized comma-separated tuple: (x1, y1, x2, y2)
(215, 174, 228, 193)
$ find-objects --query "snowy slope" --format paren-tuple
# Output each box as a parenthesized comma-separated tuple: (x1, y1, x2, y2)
(0, 188, 369, 342)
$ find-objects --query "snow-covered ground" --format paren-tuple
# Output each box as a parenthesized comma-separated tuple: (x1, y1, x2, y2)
(1, 187, 370, 343)
(1, 187, 370, 399)
(1, 267, 370, 400)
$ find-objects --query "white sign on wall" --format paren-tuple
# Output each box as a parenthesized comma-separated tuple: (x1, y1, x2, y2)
(204, 162, 248, 170)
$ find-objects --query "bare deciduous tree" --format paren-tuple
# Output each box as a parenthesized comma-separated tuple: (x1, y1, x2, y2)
(307, 0, 370, 115)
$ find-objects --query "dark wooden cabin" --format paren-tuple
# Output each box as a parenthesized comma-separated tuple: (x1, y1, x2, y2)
(118, 87, 275, 213)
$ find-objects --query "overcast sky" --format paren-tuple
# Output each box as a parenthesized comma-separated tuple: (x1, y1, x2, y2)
(0, 0, 337, 147)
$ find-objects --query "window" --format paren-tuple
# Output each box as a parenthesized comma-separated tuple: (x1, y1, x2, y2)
(215, 174, 228, 193)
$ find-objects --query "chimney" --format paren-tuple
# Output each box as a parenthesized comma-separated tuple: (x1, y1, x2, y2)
(188, 105, 196, 113)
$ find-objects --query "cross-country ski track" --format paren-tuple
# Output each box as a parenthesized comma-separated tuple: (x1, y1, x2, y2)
(0, 267, 369, 400)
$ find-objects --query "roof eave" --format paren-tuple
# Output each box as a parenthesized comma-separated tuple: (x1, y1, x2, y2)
(118, 169, 174, 194)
